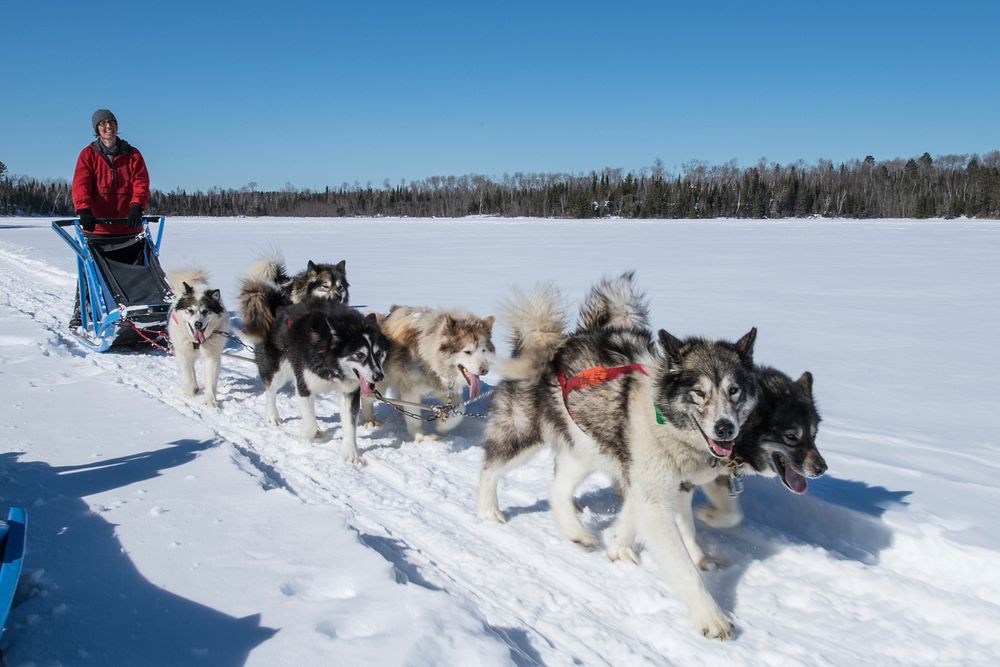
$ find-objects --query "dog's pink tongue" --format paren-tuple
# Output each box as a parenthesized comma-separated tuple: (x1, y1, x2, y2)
(784, 466, 808, 495)
(467, 373, 481, 400)
(709, 439, 734, 458)
(193, 329, 206, 344)
(358, 375, 373, 397)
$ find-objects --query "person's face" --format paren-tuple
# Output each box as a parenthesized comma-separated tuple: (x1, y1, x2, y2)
(97, 118, 117, 143)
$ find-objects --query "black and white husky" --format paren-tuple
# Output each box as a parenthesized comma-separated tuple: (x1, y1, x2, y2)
(240, 275, 387, 464)
(478, 273, 759, 639)
(167, 268, 229, 407)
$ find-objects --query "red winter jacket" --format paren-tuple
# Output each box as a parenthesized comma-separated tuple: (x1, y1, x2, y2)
(71, 140, 150, 235)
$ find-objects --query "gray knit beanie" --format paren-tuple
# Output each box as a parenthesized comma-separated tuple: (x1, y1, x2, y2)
(91, 109, 117, 134)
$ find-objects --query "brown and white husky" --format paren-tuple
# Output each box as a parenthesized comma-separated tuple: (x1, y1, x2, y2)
(361, 305, 496, 441)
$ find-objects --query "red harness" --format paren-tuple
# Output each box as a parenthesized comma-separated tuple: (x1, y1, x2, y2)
(556, 363, 649, 416)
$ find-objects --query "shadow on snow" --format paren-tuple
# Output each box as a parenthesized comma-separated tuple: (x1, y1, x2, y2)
(0, 441, 277, 666)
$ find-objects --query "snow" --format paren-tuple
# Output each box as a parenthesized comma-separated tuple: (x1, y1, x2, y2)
(1, 215, 998, 666)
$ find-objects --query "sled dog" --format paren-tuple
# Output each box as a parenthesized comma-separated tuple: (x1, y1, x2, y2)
(240, 276, 387, 463)
(477, 273, 759, 639)
(167, 268, 229, 407)
(360, 305, 496, 441)
(256, 253, 349, 304)
(696, 366, 828, 529)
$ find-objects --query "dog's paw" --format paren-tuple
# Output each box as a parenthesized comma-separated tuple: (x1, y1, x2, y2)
(304, 429, 324, 441)
(697, 556, 727, 571)
(691, 605, 735, 641)
(266, 414, 281, 427)
(203, 395, 219, 409)
(361, 420, 382, 429)
(477, 507, 506, 523)
(345, 453, 367, 466)
(696, 505, 743, 529)
(414, 433, 440, 443)
(181, 385, 198, 398)
(607, 544, 640, 565)
(570, 532, 600, 550)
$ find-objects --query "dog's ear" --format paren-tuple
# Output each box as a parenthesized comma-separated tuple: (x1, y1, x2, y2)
(207, 289, 221, 302)
(307, 260, 317, 273)
(658, 329, 684, 360)
(335, 260, 346, 272)
(734, 327, 757, 365)
(796, 371, 814, 398)
(442, 314, 457, 332)
(481, 315, 495, 333)
(364, 312, 379, 325)
(182, 281, 194, 295)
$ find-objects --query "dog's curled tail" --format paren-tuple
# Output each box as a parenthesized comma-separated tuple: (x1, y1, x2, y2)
(167, 266, 210, 293)
(238, 277, 284, 343)
(576, 270, 649, 332)
(498, 284, 568, 381)
(244, 253, 289, 285)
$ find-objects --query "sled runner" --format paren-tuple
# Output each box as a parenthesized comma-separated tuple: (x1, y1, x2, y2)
(52, 217, 172, 352)
(0, 507, 27, 637)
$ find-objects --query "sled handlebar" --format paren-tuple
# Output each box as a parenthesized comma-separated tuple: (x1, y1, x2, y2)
(52, 216, 166, 254)
(52, 217, 162, 227)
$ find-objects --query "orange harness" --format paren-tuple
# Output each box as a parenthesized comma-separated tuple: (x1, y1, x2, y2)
(556, 364, 649, 416)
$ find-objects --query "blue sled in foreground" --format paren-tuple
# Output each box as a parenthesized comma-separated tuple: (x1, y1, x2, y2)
(0, 507, 27, 637)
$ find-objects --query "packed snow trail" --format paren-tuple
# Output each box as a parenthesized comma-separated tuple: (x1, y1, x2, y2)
(3, 220, 1000, 666)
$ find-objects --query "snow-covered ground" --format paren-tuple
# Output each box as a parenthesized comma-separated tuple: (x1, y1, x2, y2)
(1, 215, 998, 666)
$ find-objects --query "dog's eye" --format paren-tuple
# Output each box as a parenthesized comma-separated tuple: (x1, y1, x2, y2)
(464, 350, 473, 355)
(355, 351, 366, 360)
(728, 386, 741, 397)
(691, 388, 705, 399)
(783, 432, 799, 445)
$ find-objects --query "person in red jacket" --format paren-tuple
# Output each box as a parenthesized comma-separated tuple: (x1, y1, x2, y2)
(72, 108, 150, 235)
(69, 109, 151, 327)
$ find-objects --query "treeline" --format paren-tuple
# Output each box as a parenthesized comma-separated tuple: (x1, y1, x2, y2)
(2, 152, 999, 219)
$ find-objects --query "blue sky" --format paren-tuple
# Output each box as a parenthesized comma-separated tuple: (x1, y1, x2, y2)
(4, 1, 999, 192)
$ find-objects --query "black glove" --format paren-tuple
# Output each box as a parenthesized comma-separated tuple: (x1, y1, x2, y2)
(127, 204, 144, 228)
(77, 209, 96, 232)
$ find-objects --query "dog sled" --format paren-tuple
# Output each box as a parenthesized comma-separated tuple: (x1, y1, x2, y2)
(51, 217, 172, 352)
(0, 507, 27, 638)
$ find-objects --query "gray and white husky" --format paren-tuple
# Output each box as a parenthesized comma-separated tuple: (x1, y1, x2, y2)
(167, 268, 229, 408)
(240, 273, 387, 464)
(360, 305, 496, 441)
(696, 366, 828, 529)
(478, 273, 759, 639)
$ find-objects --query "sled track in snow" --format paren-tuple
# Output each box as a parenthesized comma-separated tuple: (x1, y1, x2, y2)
(3, 244, 1000, 666)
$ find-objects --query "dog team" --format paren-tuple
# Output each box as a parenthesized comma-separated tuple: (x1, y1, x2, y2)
(164, 258, 827, 640)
